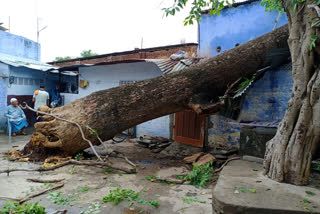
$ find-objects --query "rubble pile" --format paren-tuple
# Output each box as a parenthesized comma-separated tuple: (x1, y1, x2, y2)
(183, 148, 239, 167)
(136, 135, 172, 153)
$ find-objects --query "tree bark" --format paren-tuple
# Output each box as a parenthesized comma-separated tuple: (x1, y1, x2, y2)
(264, 1, 320, 185)
(23, 25, 289, 160)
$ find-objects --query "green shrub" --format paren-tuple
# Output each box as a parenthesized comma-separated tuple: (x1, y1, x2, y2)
(0, 201, 46, 214)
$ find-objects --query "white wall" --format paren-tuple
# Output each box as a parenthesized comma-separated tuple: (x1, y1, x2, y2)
(62, 62, 170, 138)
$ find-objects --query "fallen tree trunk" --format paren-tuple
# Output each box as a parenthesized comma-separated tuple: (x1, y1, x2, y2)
(23, 25, 289, 160)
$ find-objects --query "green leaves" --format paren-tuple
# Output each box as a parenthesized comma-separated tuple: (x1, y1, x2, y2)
(182, 197, 206, 204)
(47, 191, 78, 205)
(184, 161, 214, 188)
(305, 190, 315, 196)
(102, 188, 159, 208)
(309, 35, 317, 51)
(0, 201, 46, 214)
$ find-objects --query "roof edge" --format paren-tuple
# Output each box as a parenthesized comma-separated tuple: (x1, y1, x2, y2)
(201, 0, 261, 14)
(48, 43, 198, 64)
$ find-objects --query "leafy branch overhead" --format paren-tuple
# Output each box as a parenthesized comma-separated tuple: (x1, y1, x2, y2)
(164, 0, 319, 50)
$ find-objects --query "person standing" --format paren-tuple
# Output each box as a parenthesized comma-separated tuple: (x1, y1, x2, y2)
(50, 83, 61, 108)
(5, 98, 28, 136)
(33, 85, 49, 122)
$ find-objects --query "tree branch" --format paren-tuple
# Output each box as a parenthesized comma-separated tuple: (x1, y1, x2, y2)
(308, 4, 320, 17)
(0, 160, 136, 175)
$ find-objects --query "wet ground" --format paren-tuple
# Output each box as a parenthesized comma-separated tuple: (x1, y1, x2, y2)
(0, 134, 213, 214)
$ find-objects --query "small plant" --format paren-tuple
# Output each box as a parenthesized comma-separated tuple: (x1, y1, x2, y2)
(0, 201, 46, 214)
(182, 197, 206, 204)
(305, 191, 315, 196)
(185, 161, 214, 188)
(47, 191, 78, 205)
(145, 175, 158, 181)
(75, 153, 84, 161)
(78, 186, 90, 193)
(175, 175, 185, 179)
(102, 188, 159, 208)
(80, 201, 101, 214)
(104, 168, 114, 173)
(69, 165, 77, 174)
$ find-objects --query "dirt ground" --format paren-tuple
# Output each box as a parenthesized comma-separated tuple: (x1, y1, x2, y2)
(0, 134, 213, 214)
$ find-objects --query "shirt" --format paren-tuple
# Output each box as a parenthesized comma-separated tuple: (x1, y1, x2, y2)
(5, 105, 26, 121)
(33, 90, 49, 110)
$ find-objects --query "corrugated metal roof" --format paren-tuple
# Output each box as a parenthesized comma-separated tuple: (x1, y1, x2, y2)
(0, 52, 57, 71)
(146, 58, 199, 74)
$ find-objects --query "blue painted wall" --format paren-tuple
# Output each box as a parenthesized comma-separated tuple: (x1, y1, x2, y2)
(238, 63, 293, 121)
(0, 63, 9, 132)
(198, 1, 287, 57)
(0, 30, 40, 61)
(198, 2, 291, 149)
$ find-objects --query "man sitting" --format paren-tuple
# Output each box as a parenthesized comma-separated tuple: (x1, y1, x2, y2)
(5, 98, 28, 136)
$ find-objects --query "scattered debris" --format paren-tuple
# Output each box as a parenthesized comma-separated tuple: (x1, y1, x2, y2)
(195, 154, 216, 166)
(183, 152, 204, 163)
(26, 178, 65, 183)
(0, 160, 136, 175)
(102, 188, 159, 208)
(136, 135, 171, 153)
(20, 183, 65, 204)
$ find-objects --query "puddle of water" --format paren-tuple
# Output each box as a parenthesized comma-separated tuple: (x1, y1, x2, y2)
(135, 160, 166, 167)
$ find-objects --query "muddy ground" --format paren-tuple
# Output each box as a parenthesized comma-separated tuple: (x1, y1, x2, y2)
(0, 134, 213, 214)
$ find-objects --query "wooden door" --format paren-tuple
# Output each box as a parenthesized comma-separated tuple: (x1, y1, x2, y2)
(174, 110, 205, 147)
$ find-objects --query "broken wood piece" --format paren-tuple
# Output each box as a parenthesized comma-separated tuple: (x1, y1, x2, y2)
(51, 209, 67, 214)
(183, 152, 204, 163)
(19, 183, 64, 204)
(195, 154, 216, 166)
(26, 178, 65, 183)
(151, 177, 185, 184)
(0, 160, 136, 175)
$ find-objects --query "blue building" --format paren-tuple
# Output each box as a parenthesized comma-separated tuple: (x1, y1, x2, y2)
(0, 29, 76, 133)
(196, 0, 292, 150)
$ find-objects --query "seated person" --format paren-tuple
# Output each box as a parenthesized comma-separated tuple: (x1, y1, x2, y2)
(5, 98, 28, 136)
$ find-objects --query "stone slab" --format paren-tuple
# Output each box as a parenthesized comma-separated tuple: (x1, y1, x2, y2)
(213, 160, 320, 214)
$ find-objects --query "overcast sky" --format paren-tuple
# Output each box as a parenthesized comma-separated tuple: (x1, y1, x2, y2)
(0, 0, 198, 62)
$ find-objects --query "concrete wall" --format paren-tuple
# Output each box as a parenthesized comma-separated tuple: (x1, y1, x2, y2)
(207, 115, 240, 149)
(62, 62, 170, 139)
(207, 64, 293, 149)
(198, 1, 287, 57)
(0, 30, 40, 61)
(0, 63, 9, 131)
(238, 63, 293, 121)
(0, 65, 60, 132)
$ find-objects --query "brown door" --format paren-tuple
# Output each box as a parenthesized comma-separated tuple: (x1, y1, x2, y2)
(174, 110, 205, 147)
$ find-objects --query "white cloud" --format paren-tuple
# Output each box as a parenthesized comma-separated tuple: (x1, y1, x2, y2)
(0, 0, 197, 62)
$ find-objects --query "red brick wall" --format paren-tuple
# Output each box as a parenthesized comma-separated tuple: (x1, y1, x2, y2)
(50, 44, 197, 67)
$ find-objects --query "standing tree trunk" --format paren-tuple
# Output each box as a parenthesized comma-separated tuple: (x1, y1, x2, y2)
(23, 25, 289, 161)
(264, 1, 320, 185)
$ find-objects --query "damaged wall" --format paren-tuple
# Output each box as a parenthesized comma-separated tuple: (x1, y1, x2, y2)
(238, 63, 293, 122)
